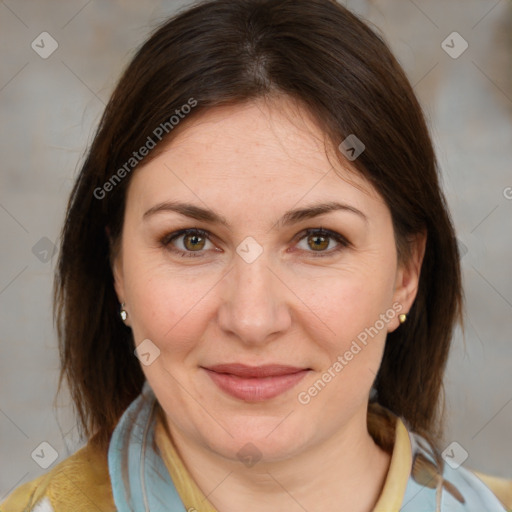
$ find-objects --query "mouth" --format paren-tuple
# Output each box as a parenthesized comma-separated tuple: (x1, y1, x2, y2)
(201, 363, 311, 402)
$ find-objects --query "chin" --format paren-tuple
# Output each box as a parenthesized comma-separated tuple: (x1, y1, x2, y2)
(200, 414, 313, 464)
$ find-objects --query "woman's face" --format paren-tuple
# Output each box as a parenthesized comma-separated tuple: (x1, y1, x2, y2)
(113, 98, 423, 463)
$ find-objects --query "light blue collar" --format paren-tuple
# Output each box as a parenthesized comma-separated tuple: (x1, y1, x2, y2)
(108, 383, 505, 511)
(108, 381, 187, 512)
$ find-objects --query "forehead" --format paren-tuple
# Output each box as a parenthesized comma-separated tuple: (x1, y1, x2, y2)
(170, 99, 328, 167)
(127, 98, 382, 214)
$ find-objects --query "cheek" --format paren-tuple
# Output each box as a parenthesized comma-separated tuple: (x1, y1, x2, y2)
(299, 264, 395, 340)
(296, 264, 396, 397)
(127, 274, 211, 348)
(124, 249, 226, 363)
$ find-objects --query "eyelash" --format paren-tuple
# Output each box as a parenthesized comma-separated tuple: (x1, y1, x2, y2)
(160, 228, 350, 258)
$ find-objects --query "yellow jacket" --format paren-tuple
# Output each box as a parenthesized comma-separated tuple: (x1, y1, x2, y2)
(2, 401, 511, 512)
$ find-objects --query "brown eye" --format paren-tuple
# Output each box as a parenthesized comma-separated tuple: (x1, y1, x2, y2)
(161, 228, 214, 258)
(295, 228, 350, 257)
(183, 233, 206, 251)
(307, 233, 330, 251)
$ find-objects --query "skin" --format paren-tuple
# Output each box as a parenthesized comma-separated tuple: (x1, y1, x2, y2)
(112, 97, 425, 512)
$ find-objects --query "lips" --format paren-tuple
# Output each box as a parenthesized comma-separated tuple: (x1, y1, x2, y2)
(204, 363, 307, 378)
(202, 363, 310, 401)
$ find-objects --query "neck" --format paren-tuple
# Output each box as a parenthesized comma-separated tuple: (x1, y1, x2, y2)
(163, 404, 392, 512)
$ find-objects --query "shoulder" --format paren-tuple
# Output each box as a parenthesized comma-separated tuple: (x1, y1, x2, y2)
(439, 464, 511, 511)
(405, 431, 510, 511)
(0, 441, 116, 512)
(460, 469, 512, 511)
(474, 471, 512, 509)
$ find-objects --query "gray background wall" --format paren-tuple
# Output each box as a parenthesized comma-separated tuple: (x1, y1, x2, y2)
(1, 0, 511, 501)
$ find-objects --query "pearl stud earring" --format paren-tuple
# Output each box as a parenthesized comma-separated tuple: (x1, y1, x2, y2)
(120, 303, 128, 322)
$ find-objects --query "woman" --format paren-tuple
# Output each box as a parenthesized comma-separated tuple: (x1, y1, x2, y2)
(2, 0, 510, 510)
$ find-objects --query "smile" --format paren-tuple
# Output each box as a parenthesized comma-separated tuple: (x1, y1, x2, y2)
(201, 364, 310, 401)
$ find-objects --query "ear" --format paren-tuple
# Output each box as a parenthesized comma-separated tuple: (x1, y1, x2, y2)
(388, 231, 427, 332)
(112, 253, 125, 303)
(107, 227, 129, 325)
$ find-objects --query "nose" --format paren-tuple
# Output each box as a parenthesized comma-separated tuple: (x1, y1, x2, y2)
(217, 251, 292, 347)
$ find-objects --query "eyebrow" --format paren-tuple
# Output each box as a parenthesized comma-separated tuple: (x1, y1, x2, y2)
(143, 200, 368, 228)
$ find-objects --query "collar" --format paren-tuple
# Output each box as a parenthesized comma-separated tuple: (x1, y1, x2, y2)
(153, 401, 411, 511)
(108, 382, 506, 512)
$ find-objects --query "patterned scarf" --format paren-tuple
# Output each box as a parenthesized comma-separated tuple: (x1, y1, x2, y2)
(108, 381, 506, 512)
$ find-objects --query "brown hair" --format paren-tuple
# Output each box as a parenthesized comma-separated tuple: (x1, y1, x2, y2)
(55, 0, 463, 456)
